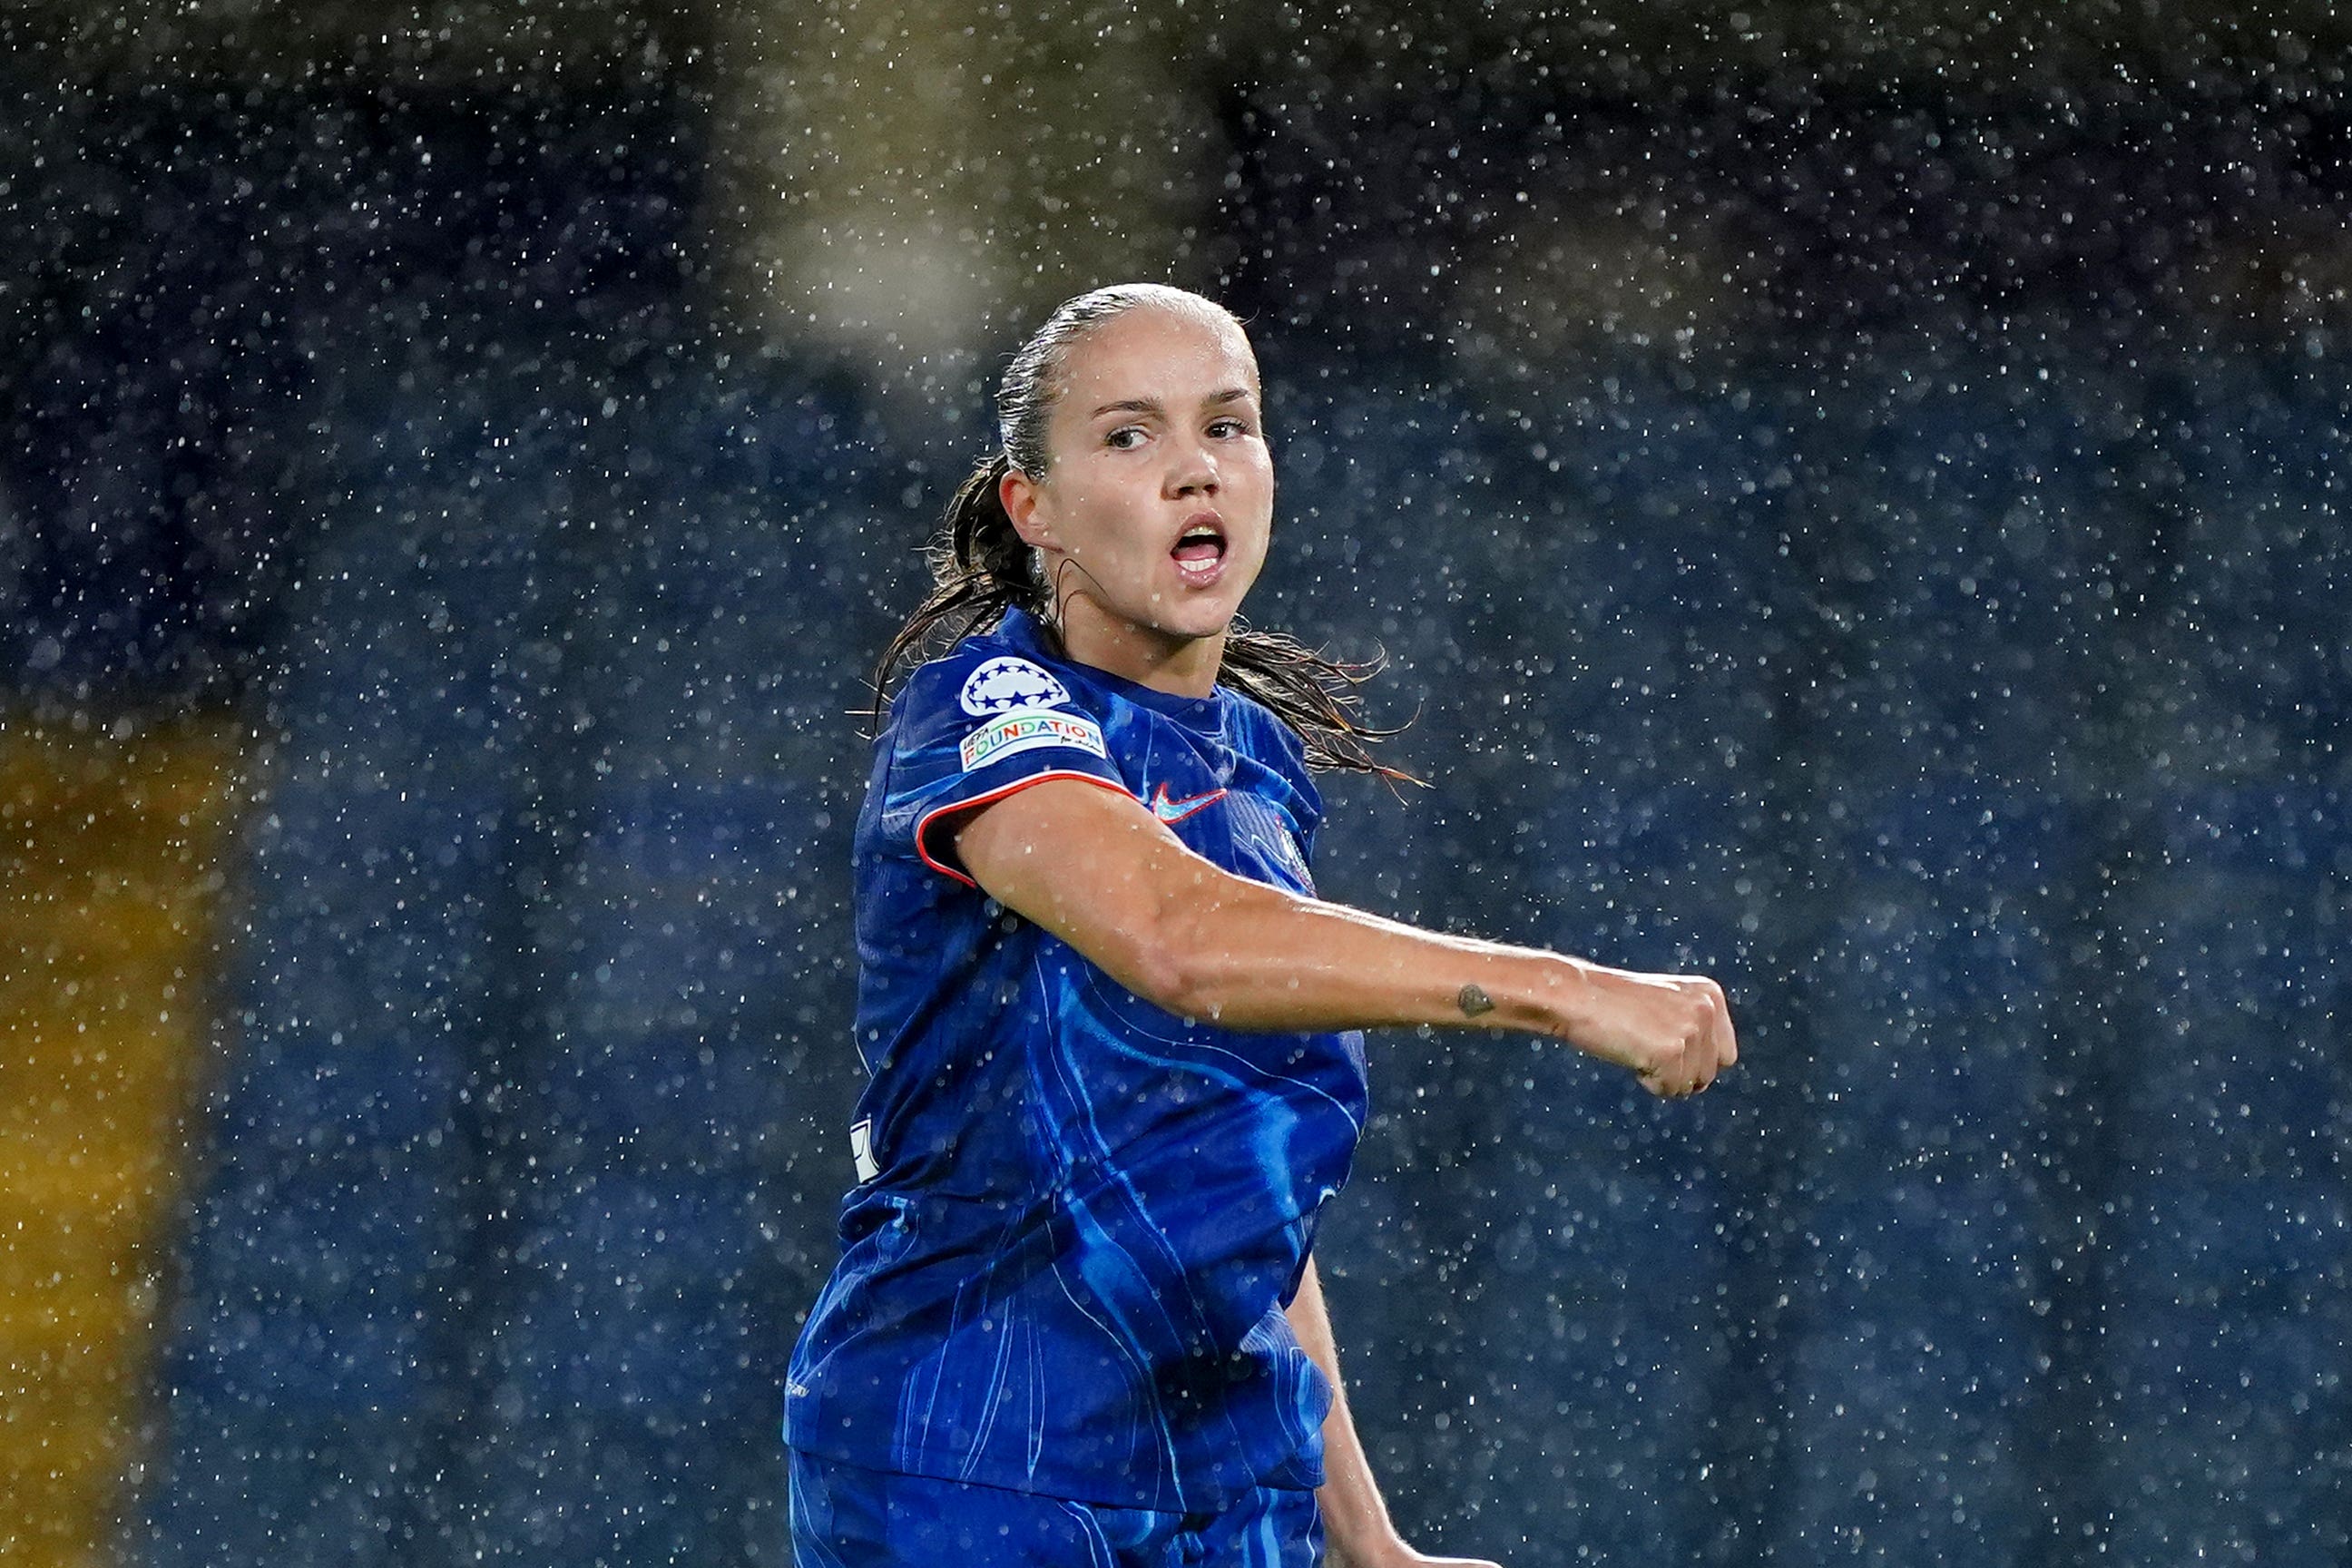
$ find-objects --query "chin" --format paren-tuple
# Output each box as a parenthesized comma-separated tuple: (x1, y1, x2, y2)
(1131, 595, 1238, 642)
(1136, 622, 1220, 652)
(1167, 606, 1244, 642)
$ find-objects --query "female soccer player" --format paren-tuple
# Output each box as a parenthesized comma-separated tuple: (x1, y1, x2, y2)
(785, 284, 1738, 1568)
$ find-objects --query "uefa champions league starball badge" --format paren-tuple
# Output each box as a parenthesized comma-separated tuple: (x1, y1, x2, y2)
(959, 658, 1073, 716)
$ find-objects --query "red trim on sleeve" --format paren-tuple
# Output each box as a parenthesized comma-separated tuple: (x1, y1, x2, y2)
(913, 770, 1139, 888)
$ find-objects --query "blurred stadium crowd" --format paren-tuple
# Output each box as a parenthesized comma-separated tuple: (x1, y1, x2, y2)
(1, 5, 2346, 1565)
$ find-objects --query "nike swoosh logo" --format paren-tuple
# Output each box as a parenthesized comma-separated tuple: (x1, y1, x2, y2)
(1149, 783, 1228, 824)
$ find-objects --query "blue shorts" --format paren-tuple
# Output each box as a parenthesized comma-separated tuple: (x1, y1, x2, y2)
(788, 1450, 1324, 1568)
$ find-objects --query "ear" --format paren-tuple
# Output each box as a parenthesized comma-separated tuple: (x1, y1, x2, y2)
(1001, 466, 1053, 550)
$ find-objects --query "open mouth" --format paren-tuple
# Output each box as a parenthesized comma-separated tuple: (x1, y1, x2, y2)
(1171, 519, 1228, 575)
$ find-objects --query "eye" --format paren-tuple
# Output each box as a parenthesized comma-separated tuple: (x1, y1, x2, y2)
(1104, 425, 1148, 450)
(1207, 416, 1255, 439)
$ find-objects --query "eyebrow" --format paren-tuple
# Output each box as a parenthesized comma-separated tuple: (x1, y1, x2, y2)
(1088, 387, 1258, 419)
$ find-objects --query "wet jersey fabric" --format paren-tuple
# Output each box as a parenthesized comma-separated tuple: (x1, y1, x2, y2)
(788, 1449, 1323, 1568)
(785, 606, 1370, 1514)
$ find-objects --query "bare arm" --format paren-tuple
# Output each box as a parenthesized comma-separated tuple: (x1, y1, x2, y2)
(952, 777, 1736, 1095)
(1285, 1258, 1498, 1568)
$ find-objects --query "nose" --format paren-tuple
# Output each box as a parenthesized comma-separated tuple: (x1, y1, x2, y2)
(1164, 434, 1219, 497)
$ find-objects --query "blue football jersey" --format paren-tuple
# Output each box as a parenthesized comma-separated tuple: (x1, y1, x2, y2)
(785, 607, 1371, 1513)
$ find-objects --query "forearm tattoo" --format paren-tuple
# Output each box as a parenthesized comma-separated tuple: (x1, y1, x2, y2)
(1456, 983, 1494, 1018)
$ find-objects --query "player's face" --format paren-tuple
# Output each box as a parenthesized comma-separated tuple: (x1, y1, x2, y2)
(1003, 305, 1274, 687)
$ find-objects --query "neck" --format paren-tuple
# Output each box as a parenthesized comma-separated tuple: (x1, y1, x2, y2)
(1053, 603, 1225, 699)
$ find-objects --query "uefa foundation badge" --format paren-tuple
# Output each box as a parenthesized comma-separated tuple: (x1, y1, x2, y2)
(959, 707, 1110, 770)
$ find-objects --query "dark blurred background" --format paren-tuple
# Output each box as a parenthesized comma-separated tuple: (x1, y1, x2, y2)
(2, 4, 2347, 1564)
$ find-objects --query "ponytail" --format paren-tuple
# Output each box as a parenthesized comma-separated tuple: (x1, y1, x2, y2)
(868, 452, 1044, 709)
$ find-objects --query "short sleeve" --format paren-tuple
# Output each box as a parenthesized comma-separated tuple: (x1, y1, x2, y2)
(876, 648, 1134, 886)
